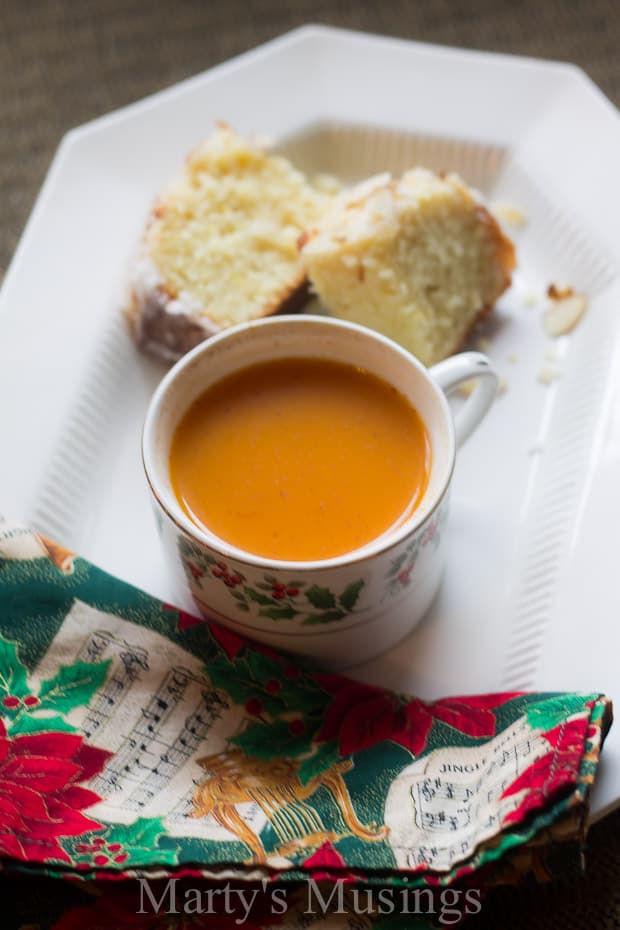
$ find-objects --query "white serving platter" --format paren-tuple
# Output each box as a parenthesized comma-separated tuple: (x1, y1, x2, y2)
(1, 25, 619, 819)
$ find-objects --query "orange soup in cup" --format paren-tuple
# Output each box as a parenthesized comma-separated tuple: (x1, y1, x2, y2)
(169, 357, 431, 561)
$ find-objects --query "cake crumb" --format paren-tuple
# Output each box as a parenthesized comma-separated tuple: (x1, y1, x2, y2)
(457, 377, 506, 397)
(538, 366, 561, 385)
(522, 292, 539, 308)
(491, 202, 527, 227)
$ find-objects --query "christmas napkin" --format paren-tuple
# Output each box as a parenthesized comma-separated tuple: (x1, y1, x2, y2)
(0, 517, 611, 928)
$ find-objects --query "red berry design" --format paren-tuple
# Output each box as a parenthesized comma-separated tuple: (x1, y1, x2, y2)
(107, 843, 122, 853)
(286, 587, 300, 596)
(284, 667, 301, 681)
(289, 718, 306, 736)
(2, 696, 21, 709)
(229, 574, 243, 585)
(423, 521, 438, 544)
(272, 590, 286, 600)
(272, 582, 286, 591)
(23, 695, 40, 708)
(245, 698, 263, 717)
(224, 578, 236, 587)
(93, 854, 109, 866)
(398, 564, 413, 584)
(93, 837, 106, 848)
(188, 562, 204, 579)
(114, 853, 129, 864)
(75, 844, 89, 853)
(265, 679, 282, 695)
(212, 569, 224, 578)
(216, 561, 227, 571)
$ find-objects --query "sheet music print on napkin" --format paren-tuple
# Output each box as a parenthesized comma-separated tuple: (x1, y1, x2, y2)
(31, 601, 267, 841)
(0, 515, 609, 890)
(384, 719, 550, 871)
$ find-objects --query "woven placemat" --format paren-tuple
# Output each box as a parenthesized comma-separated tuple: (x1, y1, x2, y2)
(0, 1, 619, 926)
(1, 0, 619, 278)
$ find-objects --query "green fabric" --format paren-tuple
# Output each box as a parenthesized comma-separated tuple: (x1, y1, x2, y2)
(0, 520, 611, 925)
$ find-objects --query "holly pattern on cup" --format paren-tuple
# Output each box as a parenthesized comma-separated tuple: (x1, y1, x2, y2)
(383, 508, 446, 597)
(179, 539, 365, 626)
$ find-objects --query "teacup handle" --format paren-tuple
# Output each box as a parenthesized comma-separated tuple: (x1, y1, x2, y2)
(430, 352, 498, 448)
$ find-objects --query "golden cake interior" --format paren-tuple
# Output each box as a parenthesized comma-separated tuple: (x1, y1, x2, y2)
(301, 169, 516, 366)
(145, 127, 327, 327)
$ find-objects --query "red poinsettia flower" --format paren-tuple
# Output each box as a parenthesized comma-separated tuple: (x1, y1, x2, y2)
(209, 622, 247, 659)
(209, 622, 285, 664)
(51, 884, 285, 930)
(303, 841, 358, 883)
(0, 721, 110, 863)
(163, 603, 209, 632)
(316, 676, 523, 757)
(501, 715, 588, 826)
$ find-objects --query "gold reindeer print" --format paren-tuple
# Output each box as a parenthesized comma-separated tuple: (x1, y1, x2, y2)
(192, 747, 388, 865)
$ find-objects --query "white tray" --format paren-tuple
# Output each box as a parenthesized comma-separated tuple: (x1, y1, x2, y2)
(1, 26, 619, 820)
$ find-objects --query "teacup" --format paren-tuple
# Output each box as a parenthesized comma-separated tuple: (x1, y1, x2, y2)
(143, 315, 497, 668)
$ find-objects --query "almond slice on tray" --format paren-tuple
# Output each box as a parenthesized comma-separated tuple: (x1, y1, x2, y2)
(543, 290, 588, 337)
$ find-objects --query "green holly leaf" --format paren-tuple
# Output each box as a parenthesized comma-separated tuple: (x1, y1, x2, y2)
(244, 650, 286, 682)
(207, 656, 283, 716)
(207, 656, 256, 704)
(387, 553, 408, 578)
(244, 586, 275, 607)
(258, 605, 298, 620)
(236, 602, 250, 611)
(232, 721, 275, 756)
(0, 636, 29, 701)
(102, 817, 170, 854)
(69, 817, 178, 868)
(338, 579, 365, 611)
(298, 740, 342, 785)
(233, 718, 313, 759)
(305, 585, 336, 609)
(8, 713, 77, 736)
(526, 694, 596, 733)
(38, 660, 111, 714)
(302, 609, 346, 626)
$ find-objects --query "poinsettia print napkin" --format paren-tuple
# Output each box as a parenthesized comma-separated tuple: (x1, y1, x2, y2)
(0, 517, 611, 893)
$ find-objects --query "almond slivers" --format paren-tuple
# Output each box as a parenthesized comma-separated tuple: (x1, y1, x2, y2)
(544, 292, 587, 337)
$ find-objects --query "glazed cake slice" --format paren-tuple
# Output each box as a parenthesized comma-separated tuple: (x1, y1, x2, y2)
(300, 169, 516, 366)
(126, 126, 329, 361)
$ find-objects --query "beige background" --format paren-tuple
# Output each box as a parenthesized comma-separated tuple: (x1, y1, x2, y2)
(1, 1, 619, 926)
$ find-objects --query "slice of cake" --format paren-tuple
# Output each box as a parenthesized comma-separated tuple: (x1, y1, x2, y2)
(300, 169, 516, 366)
(126, 126, 328, 361)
